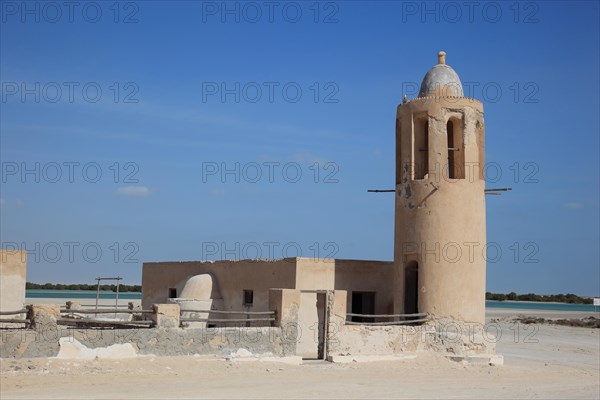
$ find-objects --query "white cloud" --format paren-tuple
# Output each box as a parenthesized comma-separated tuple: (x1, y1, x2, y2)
(565, 202, 583, 209)
(0, 198, 5, 207)
(114, 186, 152, 197)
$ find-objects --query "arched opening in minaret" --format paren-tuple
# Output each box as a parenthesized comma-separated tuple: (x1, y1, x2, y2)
(414, 118, 428, 180)
(404, 261, 419, 314)
(447, 119, 465, 179)
(396, 118, 402, 185)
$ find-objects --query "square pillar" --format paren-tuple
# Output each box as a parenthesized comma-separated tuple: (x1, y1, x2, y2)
(28, 304, 60, 330)
(327, 290, 347, 328)
(269, 288, 301, 327)
(152, 304, 180, 328)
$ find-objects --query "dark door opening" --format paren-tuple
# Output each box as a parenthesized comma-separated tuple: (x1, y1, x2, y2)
(316, 292, 327, 360)
(404, 262, 419, 315)
(351, 291, 375, 323)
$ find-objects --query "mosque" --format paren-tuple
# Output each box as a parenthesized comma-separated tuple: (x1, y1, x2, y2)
(141, 51, 489, 330)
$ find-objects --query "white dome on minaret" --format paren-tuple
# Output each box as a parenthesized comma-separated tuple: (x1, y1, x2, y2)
(418, 51, 464, 97)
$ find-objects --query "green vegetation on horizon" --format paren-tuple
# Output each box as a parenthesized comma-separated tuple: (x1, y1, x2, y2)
(486, 292, 593, 304)
(25, 283, 594, 303)
(26, 282, 141, 293)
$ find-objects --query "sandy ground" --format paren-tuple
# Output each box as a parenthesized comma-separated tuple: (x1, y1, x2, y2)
(486, 308, 598, 320)
(1, 310, 598, 399)
(20, 297, 140, 321)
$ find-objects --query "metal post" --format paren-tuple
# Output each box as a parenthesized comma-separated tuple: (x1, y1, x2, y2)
(95, 277, 100, 316)
(115, 279, 120, 318)
(322, 291, 329, 361)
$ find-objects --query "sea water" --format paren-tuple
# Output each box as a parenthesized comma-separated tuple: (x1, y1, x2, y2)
(485, 300, 598, 312)
(26, 289, 141, 300)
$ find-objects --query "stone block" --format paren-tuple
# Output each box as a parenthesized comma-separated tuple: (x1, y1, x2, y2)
(29, 304, 60, 329)
(65, 301, 81, 310)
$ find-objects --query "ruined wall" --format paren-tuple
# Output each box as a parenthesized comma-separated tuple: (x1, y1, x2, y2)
(325, 289, 428, 357)
(1, 298, 499, 363)
(0, 250, 27, 312)
(0, 326, 294, 359)
(324, 289, 499, 363)
(327, 320, 499, 363)
(328, 325, 431, 357)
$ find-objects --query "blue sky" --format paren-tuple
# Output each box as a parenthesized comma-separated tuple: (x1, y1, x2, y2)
(1, 1, 598, 296)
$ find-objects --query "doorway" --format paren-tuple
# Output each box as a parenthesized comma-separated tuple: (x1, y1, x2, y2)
(297, 291, 328, 360)
(351, 291, 375, 323)
(404, 261, 419, 314)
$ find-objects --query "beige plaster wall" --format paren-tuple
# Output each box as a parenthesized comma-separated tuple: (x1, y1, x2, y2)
(328, 325, 428, 357)
(334, 259, 395, 315)
(0, 250, 27, 312)
(297, 292, 319, 358)
(295, 258, 335, 290)
(268, 288, 300, 327)
(142, 259, 297, 311)
(143, 258, 396, 318)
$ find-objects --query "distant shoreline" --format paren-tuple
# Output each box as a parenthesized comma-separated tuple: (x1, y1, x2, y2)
(26, 289, 141, 294)
(26, 289, 141, 300)
(487, 299, 595, 305)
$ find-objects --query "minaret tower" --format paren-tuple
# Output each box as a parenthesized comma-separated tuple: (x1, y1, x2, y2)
(394, 51, 486, 324)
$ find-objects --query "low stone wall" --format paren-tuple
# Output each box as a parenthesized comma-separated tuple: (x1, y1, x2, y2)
(328, 324, 433, 357)
(425, 318, 499, 360)
(324, 290, 501, 364)
(0, 302, 297, 359)
(327, 320, 501, 364)
(1, 297, 501, 364)
(1, 326, 295, 359)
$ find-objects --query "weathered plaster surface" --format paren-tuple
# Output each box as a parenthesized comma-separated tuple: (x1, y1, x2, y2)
(1, 326, 291, 359)
(394, 97, 487, 324)
(0, 250, 27, 313)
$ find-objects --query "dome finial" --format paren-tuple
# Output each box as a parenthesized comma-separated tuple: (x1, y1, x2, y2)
(418, 51, 463, 97)
(438, 51, 446, 65)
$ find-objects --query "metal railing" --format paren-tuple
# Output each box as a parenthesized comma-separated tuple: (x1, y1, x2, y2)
(80, 304, 130, 308)
(179, 309, 276, 324)
(345, 312, 428, 326)
(60, 308, 153, 314)
(58, 308, 154, 328)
